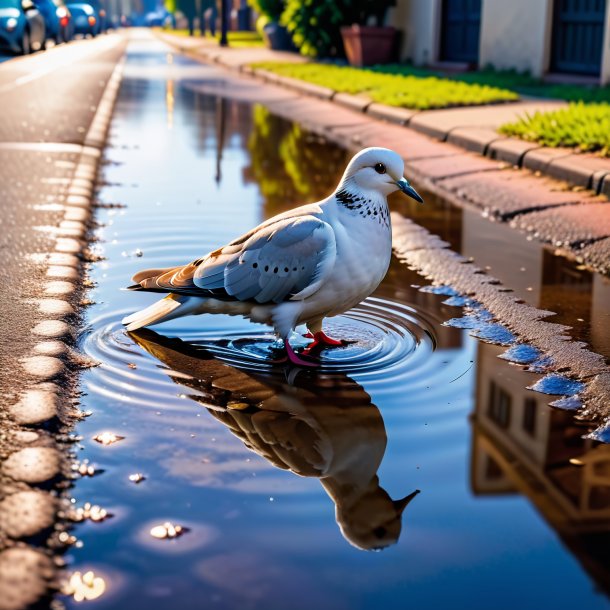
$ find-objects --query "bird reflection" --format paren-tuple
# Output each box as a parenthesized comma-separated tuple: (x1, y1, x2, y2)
(129, 329, 420, 551)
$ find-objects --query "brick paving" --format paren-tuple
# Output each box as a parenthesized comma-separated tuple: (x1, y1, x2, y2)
(158, 30, 610, 277)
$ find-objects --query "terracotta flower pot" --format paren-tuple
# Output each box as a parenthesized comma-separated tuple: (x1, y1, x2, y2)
(340, 25, 397, 67)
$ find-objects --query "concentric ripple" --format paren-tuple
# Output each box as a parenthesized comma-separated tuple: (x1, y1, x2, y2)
(79, 293, 440, 410)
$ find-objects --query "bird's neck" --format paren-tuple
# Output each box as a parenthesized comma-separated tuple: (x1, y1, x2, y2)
(333, 181, 387, 213)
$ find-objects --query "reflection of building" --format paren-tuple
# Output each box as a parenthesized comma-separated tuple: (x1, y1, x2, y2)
(390, 0, 610, 84)
(471, 341, 610, 597)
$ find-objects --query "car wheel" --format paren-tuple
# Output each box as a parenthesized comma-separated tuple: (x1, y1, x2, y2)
(21, 29, 31, 55)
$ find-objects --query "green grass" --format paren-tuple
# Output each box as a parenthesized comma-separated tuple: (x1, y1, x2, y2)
(374, 65, 610, 103)
(499, 102, 610, 156)
(164, 29, 264, 47)
(250, 62, 518, 110)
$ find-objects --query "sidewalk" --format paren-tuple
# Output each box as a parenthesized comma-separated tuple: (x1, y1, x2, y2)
(158, 30, 610, 276)
(158, 31, 610, 195)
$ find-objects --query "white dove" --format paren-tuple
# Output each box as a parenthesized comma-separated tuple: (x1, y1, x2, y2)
(122, 147, 423, 367)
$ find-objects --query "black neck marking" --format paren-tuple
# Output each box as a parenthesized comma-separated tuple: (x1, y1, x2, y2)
(336, 188, 366, 210)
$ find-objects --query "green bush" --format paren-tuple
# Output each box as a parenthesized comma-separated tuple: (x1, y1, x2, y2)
(248, 0, 284, 21)
(499, 102, 610, 156)
(280, 0, 347, 58)
(280, 0, 394, 58)
(251, 62, 519, 109)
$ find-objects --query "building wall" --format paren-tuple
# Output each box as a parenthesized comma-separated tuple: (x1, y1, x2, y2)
(601, 2, 610, 85)
(390, 0, 441, 65)
(478, 0, 553, 76)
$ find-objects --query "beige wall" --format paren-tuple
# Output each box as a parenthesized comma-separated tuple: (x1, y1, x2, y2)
(390, 0, 441, 65)
(601, 2, 610, 85)
(479, 0, 553, 76)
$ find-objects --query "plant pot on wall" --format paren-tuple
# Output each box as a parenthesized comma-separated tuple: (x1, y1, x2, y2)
(263, 21, 297, 52)
(340, 25, 397, 67)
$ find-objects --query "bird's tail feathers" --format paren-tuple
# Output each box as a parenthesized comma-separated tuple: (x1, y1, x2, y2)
(122, 294, 191, 331)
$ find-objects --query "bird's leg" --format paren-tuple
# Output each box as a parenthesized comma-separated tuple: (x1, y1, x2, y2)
(303, 330, 346, 347)
(285, 340, 319, 368)
(303, 319, 347, 351)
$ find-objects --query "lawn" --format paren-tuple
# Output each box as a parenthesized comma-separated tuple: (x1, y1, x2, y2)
(374, 65, 610, 103)
(250, 62, 519, 110)
(499, 102, 610, 156)
(163, 29, 264, 47)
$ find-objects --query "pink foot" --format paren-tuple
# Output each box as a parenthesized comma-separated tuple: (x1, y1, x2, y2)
(285, 342, 319, 368)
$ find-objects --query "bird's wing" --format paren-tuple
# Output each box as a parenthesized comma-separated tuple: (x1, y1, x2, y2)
(132, 215, 336, 304)
(195, 215, 336, 303)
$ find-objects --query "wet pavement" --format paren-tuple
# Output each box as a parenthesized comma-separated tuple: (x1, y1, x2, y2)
(56, 32, 610, 610)
(0, 34, 126, 399)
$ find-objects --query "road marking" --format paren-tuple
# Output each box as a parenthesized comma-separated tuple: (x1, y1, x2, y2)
(0, 36, 120, 94)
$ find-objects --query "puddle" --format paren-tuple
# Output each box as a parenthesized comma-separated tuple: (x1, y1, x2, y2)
(63, 34, 610, 610)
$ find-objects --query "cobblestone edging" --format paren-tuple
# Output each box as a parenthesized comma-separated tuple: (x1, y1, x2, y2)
(0, 57, 125, 610)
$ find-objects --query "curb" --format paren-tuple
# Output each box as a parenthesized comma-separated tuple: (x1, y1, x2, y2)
(0, 55, 125, 610)
(160, 31, 610, 199)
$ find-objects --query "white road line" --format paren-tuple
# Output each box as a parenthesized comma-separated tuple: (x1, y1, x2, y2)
(0, 35, 120, 94)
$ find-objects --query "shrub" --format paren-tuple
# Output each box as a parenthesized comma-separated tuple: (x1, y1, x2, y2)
(280, 0, 394, 58)
(248, 0, 284, 21)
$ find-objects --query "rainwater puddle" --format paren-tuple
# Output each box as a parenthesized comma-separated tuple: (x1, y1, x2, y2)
(62, 33, 610, 610)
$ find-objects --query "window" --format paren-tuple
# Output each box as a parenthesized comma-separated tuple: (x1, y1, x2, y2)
(487, 381, 511, 429)
(522, 398, 537, 437)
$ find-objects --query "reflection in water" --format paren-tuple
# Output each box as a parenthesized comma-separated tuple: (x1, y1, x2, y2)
(244, 106, 349, 215)
(129, 328, 420, 551)
(472, 341, 610, 597)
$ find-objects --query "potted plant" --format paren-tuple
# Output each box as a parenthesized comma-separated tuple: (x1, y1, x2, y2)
(340, 0, 397, 66)
(249, 0, 295, 51)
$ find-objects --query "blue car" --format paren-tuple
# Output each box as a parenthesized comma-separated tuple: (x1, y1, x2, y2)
(65, 2, 97, 36)
(0, 0, 46, 53)
(33, 0, 73, 43)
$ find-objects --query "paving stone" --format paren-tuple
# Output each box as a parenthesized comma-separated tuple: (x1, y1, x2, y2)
(2, 447, 61, 483)
(447, 127, 504, 155)
(0, 491, 57, 538)
(365, 103, 417, 125)
(438, 169, 591, 218)
(0, 548, 56, 610)
(9, 388, 58, 424)
(333, 92, 371, 112)
(522, 147, 574, 173)
(546, 154, 610, 190)
(511, 203, 610, 247)
(487, 138, 540, 165)
(409, 153, 504, 180)
(409, 100, 566, 141)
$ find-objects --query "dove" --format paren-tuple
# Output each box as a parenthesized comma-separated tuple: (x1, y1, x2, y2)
(122, 147, 423, 366)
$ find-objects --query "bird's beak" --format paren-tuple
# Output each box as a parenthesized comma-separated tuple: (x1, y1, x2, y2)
(396, 178, 424, 203)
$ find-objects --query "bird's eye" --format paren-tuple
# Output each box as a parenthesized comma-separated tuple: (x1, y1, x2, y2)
(374, 163, 386, 174)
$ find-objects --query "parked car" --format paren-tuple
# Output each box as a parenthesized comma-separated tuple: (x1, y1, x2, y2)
(33, 0, 72, 44)
(0, 0, 45, 54)
(65, 1, 97, 37)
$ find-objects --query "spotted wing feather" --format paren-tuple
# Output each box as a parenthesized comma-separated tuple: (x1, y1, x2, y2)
(195, 215, 336, 304)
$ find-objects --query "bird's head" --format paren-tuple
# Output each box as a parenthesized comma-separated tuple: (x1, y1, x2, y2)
(338, 147, 424, 203)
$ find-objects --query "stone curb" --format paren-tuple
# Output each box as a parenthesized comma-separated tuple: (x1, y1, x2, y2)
(0, 50, 126, 610)
(162, 32, 610, 198)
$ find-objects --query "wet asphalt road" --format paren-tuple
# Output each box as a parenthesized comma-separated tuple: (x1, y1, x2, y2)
(0, 35, 126, 401)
